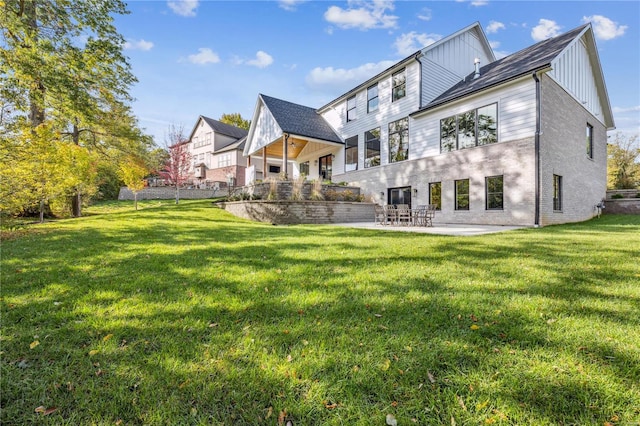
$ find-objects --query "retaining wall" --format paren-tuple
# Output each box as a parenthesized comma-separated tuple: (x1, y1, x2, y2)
(219, 201, 376, 224)
(118, 187, 226, 201)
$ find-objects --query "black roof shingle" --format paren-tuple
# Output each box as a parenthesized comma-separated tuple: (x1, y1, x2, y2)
(201, 116, 249, 140)
(260, 94, 343, 144)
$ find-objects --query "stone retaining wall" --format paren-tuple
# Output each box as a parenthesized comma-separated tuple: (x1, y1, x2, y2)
(219, 201, 376, 224)
(604, 189, 640, 214)
(118, 187, 226, 201)
(233, 182, 362, 201)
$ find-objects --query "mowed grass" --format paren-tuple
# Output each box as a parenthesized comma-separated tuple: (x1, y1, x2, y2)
(1, 200, 639, 425)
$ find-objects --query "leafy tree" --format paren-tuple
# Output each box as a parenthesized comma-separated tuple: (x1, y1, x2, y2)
(118, 156, 148, 210)
(219, 113, 251, 130)
(1, 0, 153, 216)
(158, 125, 192, 204)
(607, 132, 640, 189)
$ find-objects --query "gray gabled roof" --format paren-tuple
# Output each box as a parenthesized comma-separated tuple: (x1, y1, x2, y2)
(217, 136, 246, 153)
(414, 24, 589, 114)
(260, 94, 343, 144)
(200, 116, 249, 140)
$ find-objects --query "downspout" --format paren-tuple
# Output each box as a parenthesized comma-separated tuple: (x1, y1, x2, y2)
(416, 52, 423, 108)
(532, 72, 541, 227)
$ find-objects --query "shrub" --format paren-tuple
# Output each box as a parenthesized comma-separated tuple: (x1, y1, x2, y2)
(310, 180, 324, 201)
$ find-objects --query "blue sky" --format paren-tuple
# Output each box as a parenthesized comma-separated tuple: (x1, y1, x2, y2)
(115, 0, 640, 144)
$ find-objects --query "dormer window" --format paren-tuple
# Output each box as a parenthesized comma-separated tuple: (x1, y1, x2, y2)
(347, 96, 357, 122)
(392, 69, 406, 102)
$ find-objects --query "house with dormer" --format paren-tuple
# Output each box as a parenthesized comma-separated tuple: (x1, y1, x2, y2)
(242, 22, 614, 226)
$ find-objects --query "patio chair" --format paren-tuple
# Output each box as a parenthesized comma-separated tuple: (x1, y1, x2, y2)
(396, 204, 411, 226)
(414, 205, 428, 226)
(374, 205, 387, 225)
(383, 204, 397, 225)
(425, 204, 437, 227)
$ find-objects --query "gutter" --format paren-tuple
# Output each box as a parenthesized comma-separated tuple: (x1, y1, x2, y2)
(532, 72, 541, 227)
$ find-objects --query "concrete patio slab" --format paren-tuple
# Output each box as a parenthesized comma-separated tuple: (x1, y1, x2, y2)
(329, 222, 528, 236)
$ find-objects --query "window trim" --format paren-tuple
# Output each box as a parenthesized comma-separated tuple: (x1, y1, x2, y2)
(553, 174, 563, 212)
(485, 175, 504, 210)
(428, 182, 442, 210)
(367, 84, 379, 113)
(388, 117, 409, 163)
(345, 135, 358, 172)
(455, 179, 470, 211)
(392, 68, 406, 102)
(346, 95, 357, 122)
(586, 123, 594, 159)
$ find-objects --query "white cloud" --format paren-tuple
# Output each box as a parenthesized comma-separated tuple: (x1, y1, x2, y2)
(278, 0, 306, 11)
(187, 48, 220, 65)
(486, 20, 505, 34)
(394, 32, 442, 56)
(417, 7, 431, 21)
(246, 51, 274, 69)
(306, 60, 396, 91)
(324, 1, 398, 30)
(612, 106, 640, 114)
(167, 0, 199, 17)
(123, 39, 154, 51)
(531, 19, 561, 42)
(471, 0, 488, 6)
(582, 15, 627, 40)
(489, 41, 509, 59)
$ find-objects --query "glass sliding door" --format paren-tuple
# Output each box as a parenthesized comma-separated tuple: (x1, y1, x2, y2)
(319, 154, 332, 181)
(388, 186, 412, 208)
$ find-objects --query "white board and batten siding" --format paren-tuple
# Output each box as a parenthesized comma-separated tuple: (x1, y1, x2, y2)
(549, 36, 604, 126)
(320, 61, 421, 172)
(410, 77, 537, 159)
(248, 102, 283, 154)
(421, 28, 494, 105)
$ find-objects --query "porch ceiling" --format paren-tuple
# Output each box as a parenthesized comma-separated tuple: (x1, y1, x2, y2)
(264, 137, 309, 159)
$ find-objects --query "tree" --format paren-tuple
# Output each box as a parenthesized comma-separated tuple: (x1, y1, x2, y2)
(1, 0, 153, 216)
(607, 132, 640, 189)
(158, 125, 191, 204)
(219, 113, 251, 130)
(118, 156, 148, 210)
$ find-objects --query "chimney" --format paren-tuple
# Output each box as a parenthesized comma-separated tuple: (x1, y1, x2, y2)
(473, 58, 481, 79)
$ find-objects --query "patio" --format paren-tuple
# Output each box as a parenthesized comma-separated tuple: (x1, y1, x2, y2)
(330, 221, 527, 236)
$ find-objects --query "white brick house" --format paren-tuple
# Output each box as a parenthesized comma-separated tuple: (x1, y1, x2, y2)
(243, 22, 614, 226)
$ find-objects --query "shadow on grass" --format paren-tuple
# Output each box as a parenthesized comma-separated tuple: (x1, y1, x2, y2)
(2, 204, 639, 424)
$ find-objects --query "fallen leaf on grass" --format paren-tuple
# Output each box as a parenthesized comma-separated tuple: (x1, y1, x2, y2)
(103, 334, 114, 342)
(278, 410, 287, 425)
(324, 402, 338, 409)
(470, 324, 480, 330)
(265, 406, 273, 419)
(30, 340, 40, 349)
(427, 371, 436, 383)
(35, 406, 58, 415)
(457, 395, 467, 411)
(89, 350, 99, 356)
(386, 413, 398, 426)
(380, 359, 391, 371)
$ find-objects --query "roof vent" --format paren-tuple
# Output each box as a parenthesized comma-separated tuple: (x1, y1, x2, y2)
(473, 58, 481, 79)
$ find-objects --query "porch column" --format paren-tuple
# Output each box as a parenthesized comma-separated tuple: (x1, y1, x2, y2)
(247, 155, 251, 167)
(262, 147, 267, 180)
(282, 133, 289, 179)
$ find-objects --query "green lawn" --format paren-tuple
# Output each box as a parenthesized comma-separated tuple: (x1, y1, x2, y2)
(2, 200, 639, 425)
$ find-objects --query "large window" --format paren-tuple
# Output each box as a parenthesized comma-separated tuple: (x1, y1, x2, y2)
(217, 153, 231, 167)
(440, 103, 498, 152)
(367, 84, 379, 113)
(388, 117, 409, 163)
(486, 175, 504, 210)
(429, 182, 441, 210)
(345, 135, 358, 172)
(553, 175, 562, 211)
(347, 96, 357, 122)
(392, 69, 406, 102)
(586, 124, 593, 159)
(455, 179, 470, 210)
(365, 128, 381, 168)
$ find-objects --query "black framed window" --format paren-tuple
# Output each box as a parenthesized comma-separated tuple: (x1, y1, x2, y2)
(586, 124, 593, 159)
(440, 103, 498, 152)
(269, 165, 281, 174)
(455, 179, 470, 210)
(553, 175, 562, 211)
(345, 135, 358, 172)
(429, 182, 441, 210)
(364, 128, 381, 168)
(389, 186, 412, 208)
(388, 117, 409, 163)
(319, 154, 332, 181)
(347, 96, 356, 122)
(486, 175, 504, 210)
(299, 161, 309, 176)
(392, 69, 406, 102)
(367, 84, 379, 113)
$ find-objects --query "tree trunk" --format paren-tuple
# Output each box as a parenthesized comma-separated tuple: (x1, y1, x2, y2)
(39, 199, 45, 224)
(24, 0, 46, 128)
(70, 121, 82, 217)
(134, 192, 138, 210)
(175, 185, 180, 204)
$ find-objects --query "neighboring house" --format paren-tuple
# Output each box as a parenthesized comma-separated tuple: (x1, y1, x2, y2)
(243, 22, 614, 226)
(187, 116, 249, 187)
